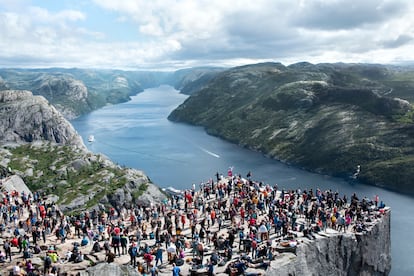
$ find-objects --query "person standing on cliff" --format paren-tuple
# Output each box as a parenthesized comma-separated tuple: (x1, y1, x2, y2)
(319, 210, 327, 232)
(155, 245, 163, 266)
(129, 243, 138, 267)
(207, 258, 214, 276)
(120, 232, 128, 255)
(3, 240, 11, 262)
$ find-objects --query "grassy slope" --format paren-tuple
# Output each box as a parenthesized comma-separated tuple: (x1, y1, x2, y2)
(3, 143, 149, 213)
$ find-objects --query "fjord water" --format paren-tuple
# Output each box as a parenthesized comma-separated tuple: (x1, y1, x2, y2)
(71, 85, 414, 276)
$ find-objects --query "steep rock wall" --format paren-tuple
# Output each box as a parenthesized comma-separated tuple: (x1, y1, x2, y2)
(0, 90, 85, 147)
(268, 210, 391, 276)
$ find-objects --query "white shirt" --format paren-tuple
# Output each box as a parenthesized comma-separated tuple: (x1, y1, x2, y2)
(13, 265, 20, 275)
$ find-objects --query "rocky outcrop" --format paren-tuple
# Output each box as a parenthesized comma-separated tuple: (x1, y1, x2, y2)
(106, 168, 167, 209)
(0, 90, 166, 213)
(57, 156, 167, 213)
(0, 90, 85, 148)
(0, 175, 33, 199)
(79, 263, 139, 276)
(267, 210, 391, 276)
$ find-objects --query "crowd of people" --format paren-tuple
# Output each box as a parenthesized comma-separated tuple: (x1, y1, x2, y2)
(0, 168, 388, 275)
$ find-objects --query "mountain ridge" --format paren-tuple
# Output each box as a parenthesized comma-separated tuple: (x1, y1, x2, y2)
(0, 67, 223, 119)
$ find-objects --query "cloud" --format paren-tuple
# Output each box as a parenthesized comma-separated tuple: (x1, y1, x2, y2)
(382, 35, 413, 49)
(292, 0, 407, 30)
(0, 0, 414, 69)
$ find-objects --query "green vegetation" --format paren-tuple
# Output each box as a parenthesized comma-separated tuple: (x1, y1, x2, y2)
(170, 62, 414, 195)
(6, 143, 148, 211)
(132, 183, 149, 200)
(393, 108, 414, 124)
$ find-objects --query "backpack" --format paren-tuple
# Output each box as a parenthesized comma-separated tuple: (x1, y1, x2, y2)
(4, 241, 10, 250)
(45, 256, 52, 266)
(131, 246, 138, 257)
(252, 240, 257, 248)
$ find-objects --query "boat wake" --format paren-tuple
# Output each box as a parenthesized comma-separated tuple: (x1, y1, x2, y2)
(199, 147, 220, 158)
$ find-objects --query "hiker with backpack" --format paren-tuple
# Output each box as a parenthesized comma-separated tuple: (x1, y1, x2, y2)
(129, 243, 138, 267)
(44, 254, 52, 275)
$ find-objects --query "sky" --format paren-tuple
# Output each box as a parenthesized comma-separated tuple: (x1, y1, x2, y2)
(0, 0, 413, 70)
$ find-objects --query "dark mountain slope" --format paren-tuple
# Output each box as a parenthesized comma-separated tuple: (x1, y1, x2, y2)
(170, 62, 414, 195)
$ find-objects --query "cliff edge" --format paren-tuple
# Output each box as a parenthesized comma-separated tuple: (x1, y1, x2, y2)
(268, 209, 391, 276)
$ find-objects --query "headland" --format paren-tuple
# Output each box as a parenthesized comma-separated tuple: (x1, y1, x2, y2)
(0, 169, 391, 276)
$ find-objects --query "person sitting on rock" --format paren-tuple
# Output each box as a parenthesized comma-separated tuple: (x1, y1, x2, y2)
(13, 262, 22, 276)
(72, 242, 80, 254)
(75, 251, 84, 263)
(26, 259, 35, 273)
(0, 250, 6, 263)
(49, 251, 60, 263)
(33, 244, 41, 254)
(106, 250, 116, 263)
(91, 240, 101, 253)
(64, 251, 72, 262)
(81, 235, 89, 246)
(23, 246, 32, 259)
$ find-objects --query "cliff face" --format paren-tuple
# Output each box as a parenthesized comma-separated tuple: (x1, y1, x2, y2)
(268, 210, 391, 276)
(0, 90, 85, 147)
(34, 75, 90, 119)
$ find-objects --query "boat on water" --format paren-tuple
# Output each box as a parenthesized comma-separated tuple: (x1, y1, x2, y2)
(88, 135, 95, 143)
